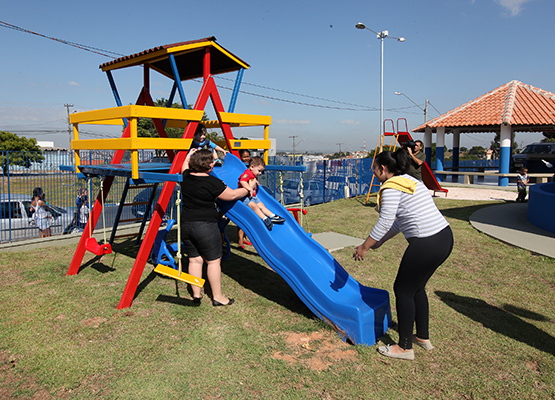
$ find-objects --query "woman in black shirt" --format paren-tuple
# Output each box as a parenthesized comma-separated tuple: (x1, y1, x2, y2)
(180, 149, 248, 306)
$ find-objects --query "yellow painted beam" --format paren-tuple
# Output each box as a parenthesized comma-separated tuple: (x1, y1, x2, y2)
(81, 120, 125, 126)
(129, 119, 139, 179)
(72, 138, 194, 151)
(70, 106, 204, 124)
(73, 124, 81, 173)
(216, 139, 271, 150)
(218, 112, 271, 126)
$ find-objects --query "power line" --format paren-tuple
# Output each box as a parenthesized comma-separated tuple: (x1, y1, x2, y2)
(0, 20, 124, 58)
(0, 19, 417, 114)
(216, 76, 375, 108)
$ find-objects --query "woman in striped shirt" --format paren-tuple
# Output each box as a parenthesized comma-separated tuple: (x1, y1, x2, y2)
(354, 149, 453, 361)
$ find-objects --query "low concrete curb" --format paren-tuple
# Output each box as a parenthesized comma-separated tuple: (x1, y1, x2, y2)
(0, 223, 144, 253)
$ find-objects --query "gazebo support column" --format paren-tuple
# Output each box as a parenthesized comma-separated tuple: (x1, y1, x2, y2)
(498, 123, 512, 186)
(452, 129, 460, 172)
(435, 126, 445, 181)
(424, 127, 432, 165)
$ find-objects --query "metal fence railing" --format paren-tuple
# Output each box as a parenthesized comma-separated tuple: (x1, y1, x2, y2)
(1, 151, 377, 243)
(2, 149, 498, 243)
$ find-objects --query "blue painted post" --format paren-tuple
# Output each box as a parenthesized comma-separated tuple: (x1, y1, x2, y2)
(424, 127, 432, 166)
(435, 127, 445, 182)
(168, 54, 187, 107)
(106, 71, 128, 128)
(7, 152, 11, 242)
(498, 125, 512, 186)
(229, 68, 244, 113)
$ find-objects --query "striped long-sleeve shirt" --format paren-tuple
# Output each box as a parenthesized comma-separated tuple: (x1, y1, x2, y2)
(370, 174, 449, 241)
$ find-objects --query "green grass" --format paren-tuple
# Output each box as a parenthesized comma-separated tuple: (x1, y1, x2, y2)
(0, 196, 554, 399)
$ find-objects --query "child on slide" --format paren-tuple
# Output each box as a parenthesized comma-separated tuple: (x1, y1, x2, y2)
(239, 156, 285, 231)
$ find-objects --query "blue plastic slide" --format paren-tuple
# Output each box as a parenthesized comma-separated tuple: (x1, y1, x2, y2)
(212, 154, 391, 346)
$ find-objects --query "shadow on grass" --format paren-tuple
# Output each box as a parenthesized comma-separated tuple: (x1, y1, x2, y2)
(439, 203, 498, 222)
(78, 255, 116, 274)
(222, 251, 314, 320)
(436, 291, 555, 356)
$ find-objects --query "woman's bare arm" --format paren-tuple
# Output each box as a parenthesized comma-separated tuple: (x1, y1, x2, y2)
(218, 187, 249, 201)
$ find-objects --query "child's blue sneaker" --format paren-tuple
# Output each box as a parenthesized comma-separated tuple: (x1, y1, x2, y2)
(271, 215, 286, 224)
(263, 217, 273, 231)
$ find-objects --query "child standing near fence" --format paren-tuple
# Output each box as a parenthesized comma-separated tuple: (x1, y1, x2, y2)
(516, 168, 530, 202)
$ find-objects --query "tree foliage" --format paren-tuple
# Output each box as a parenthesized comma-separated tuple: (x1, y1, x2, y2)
(329, 152, 350, 160)
(0, 131, 44, 175)
(137, 98, 211, 138)
(541, 132, 555, 143)
(490, 132, 517, 158)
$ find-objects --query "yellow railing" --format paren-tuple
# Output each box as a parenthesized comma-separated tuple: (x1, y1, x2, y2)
(70, 105, 272, 179)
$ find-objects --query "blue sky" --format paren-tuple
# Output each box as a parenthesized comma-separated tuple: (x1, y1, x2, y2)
(1, 0, 553, 153)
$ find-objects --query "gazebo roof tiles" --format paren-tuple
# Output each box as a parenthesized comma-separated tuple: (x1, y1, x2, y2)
(414, 80, 555, 133)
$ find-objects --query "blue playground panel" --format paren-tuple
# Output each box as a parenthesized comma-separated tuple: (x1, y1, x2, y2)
(213, 153, 391, 346)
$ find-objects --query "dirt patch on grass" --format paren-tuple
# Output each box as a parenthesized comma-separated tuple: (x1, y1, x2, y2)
(81, 316, 108, 328)
(272, 331, 357, 372)
(0, 266, 23, 287)
(0, 350, 52, 399)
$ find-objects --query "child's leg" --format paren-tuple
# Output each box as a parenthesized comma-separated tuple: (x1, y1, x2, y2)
(248, 202, 268, 220)
(238, 228, 245, 247)
(256, 201, 274, 218)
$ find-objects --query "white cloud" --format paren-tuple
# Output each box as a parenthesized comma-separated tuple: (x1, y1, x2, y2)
(339, 119, 361, 126)
(69, 81, 80, 86)
(494, 0, 532, 16)
(274, 119, 311, 125)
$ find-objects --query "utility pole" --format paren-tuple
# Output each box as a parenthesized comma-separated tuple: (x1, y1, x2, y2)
(289, 135, 302, 161)
(289, 135, 299, 155)
(64, 104, 74, 149)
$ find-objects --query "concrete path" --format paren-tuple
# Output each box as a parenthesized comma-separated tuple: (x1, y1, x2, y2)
(470, 202, 555, 259)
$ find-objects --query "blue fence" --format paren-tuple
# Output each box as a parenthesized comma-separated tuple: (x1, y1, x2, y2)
(0, 151, 377, 243)
(1, 149, 498, 243)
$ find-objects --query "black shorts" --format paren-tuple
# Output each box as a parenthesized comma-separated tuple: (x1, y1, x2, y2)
(181, 220, 222, 261)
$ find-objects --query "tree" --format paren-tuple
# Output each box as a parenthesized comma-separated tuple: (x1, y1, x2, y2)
(137, 98, 210, 138)
(490, 132, 517, 158)
(0, 131, 44, 175)
(329, 151, 350, 160)
(465, 146, 487, 160)
(542, 131, 555, 142)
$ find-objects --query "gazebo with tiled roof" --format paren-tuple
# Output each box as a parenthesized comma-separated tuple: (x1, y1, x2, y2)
(413, 80, 555, 186)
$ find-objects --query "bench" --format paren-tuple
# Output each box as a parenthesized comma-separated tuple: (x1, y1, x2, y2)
(433, 171, 552, 185)
(442, 166, 489, 173)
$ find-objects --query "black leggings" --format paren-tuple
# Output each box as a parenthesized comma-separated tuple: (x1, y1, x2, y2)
(394, 226, 454, 350)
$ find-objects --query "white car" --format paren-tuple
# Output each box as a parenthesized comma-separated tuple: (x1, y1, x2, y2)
(279, 179, 342, 206)
(0, 194, 73, 241)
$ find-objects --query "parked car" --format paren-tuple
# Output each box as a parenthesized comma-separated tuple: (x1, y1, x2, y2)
(260, 184, 283, 203)
(280, 179, 341, 206)
(325, 175, 369, 197)
(0, 194, 72, 240)
(512, 142, 555, 172)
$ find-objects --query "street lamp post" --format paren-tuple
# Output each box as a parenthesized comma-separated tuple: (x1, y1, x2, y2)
(394, 92, 428, 122)
(355, 22, 405, 136)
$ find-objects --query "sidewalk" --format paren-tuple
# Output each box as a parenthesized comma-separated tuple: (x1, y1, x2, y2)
(469, 202, 555, 259)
